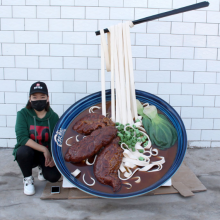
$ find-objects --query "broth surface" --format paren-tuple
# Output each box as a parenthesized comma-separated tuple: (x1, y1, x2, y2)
(62, 101, 177, 194)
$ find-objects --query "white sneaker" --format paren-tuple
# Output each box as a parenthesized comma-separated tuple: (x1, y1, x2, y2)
(23, 176, 35, 196)
(38, 166, 46, 181)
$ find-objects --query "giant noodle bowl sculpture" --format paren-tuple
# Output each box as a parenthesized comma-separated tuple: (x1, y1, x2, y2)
(52, 20, 187, 199)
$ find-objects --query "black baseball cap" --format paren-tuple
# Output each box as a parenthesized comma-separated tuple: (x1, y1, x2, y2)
(29, 81, 48, 96)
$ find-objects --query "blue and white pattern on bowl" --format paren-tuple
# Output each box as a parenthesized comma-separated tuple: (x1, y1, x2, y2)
(51, 89, 187, 199)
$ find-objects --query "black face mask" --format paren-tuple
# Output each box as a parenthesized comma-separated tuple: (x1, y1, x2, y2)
(31, 100, 47, 111)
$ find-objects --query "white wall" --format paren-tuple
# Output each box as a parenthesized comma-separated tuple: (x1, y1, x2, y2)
(0, 0, 220, 148)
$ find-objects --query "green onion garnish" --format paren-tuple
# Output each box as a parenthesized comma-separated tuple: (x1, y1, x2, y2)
(143, 141, 148, 147)
(139, 156, 144, 161)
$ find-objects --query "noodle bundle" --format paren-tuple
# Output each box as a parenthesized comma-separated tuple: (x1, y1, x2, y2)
(100, 21, 138, 124)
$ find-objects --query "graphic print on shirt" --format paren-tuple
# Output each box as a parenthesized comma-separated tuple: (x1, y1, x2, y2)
(30, 125, 50, 148)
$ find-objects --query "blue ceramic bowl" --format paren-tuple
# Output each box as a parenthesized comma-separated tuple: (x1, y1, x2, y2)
(51, 89, 187, 199)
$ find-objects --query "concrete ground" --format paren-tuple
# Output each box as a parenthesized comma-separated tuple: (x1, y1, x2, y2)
(0, 148, 220, 220)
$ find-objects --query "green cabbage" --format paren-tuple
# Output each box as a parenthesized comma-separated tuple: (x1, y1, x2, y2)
(136, 99, 177, 150)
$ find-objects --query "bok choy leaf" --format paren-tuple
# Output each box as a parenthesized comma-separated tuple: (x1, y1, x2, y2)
(136, 99, 177, 150)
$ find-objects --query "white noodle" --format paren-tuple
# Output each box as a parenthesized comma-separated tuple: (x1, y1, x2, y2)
(100, 21, 137, 124)
(132, 176, 141, 183)
(118, 23, 128, 125)
(66, 136, 74, 146)
(119, 162, 127, 173)
(134, 121, 142, 127)
(124, 182, 132, 189)
(109, 25, 116, 123)
(123, 22, 133, 125)
(124, 22, 138, 121)
(137, 116, 143, 120)
(148, 164, 163, 172)
(82, 174, 95, 186)
(136, 126, 146, 132)
(143, 103, 149, 107)
(76, 135, 80, 142)
(100, 29, 107, 117)
(150, 148, 158, 156)
(118, 168, 140, 181)
(89, 106, 101, 113)
(114, 25, 122, 123)
(86, 155, 97, 166)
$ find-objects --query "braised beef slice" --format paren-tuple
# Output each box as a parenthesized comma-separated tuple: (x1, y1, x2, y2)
(94, 137, 123, 192)
(72, 113, 115, 135)
(64, 126, 118, 163)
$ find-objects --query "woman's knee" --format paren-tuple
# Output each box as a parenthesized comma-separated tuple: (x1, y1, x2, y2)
(43, 169, 61, 183)
(16, 145, 35, 161)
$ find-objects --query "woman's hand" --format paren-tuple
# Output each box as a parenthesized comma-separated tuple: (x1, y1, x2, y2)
(43, 148, 52, 167)
(48, 158, 55, 167)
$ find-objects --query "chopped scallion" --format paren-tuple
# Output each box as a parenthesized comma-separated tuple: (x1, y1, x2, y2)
(139, 156, 144, 161)
(143, 141, 148, 147)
